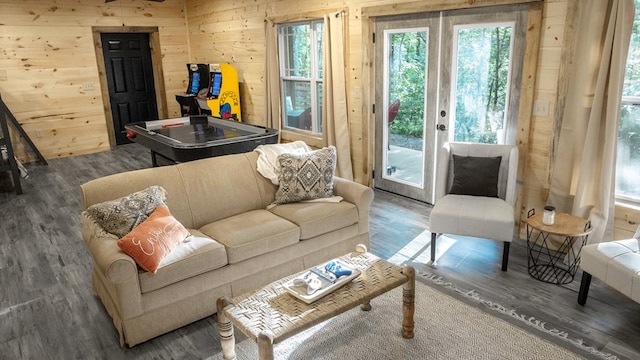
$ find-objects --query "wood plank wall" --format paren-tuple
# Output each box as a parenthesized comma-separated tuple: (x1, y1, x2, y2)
(0, 0, 189, 160)
(185, 0, 557, 233)
(1, 0, 636, 239)
(184, 0, 640, 239)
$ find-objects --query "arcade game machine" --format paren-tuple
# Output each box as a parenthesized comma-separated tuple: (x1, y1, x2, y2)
(196, 63, 242, 122)
(125, 62, 265, 166)
(175, 63, 210, 116)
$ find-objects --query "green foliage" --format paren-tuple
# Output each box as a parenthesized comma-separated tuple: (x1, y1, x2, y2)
(623, 0, 640, 96)
(386, 25, 512, 144)
(619, 0, 640, 156)
(388, 31, 426, 138)
(453, 26, 511, 144)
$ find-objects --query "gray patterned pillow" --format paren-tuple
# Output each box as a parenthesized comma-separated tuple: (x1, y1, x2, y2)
(84, 185, 167, 238)
(275, 146, 337, 204)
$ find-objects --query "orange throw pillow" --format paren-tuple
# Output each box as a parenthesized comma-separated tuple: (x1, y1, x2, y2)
(117, 205, 190, 273)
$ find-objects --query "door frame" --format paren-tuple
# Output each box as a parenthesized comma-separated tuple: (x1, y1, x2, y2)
(92, 26, 168, 148)
(361, 0, 542, 220)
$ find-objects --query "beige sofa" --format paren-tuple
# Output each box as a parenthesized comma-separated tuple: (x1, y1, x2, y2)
(80, 151, 374, 347)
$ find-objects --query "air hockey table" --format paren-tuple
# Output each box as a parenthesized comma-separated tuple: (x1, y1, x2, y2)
(125, 115, 279, 166)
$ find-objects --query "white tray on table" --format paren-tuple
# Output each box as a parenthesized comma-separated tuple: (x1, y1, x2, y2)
(283, 260, 361, 304)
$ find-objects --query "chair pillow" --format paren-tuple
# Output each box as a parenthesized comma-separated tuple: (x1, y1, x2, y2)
(84, 185, 167, 238)
(117, 205, 191, 273)
(274, 146, 337, 204)
(449, 155, 502, 197)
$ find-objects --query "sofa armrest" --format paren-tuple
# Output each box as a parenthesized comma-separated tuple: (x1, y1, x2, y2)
(81, 213, 139, 283)
(81, 213, 144, 318)
(332, 177, 374, 234)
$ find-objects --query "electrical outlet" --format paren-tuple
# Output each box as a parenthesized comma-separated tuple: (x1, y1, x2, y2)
(533, 100, 550, 117)
(36, 129, 43, 138)
(82, 82, 94, 91)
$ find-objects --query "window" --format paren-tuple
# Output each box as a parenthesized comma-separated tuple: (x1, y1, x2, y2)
(451, 23, 514, 144)
(278, 20, 324, 134)
(616, 0, 640, 203)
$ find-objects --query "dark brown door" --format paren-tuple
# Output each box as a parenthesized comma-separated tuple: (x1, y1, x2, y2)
(101, 33, 158, 144)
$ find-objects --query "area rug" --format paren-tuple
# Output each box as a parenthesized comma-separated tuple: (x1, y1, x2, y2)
(208, 275, 618, 360)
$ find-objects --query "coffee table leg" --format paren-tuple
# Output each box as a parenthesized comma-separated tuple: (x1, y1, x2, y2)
(402, 266, 415, 339)
(217, 297, 237, 360)
(258, 331, 274, 360)
(360, 301, 372, 311)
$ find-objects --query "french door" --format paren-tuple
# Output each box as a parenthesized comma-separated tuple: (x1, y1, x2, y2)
(373, 4, 527, 203)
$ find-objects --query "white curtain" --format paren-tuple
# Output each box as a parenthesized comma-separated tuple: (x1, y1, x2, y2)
(323, 11, 353, 180)
(264, 19, 281, 136)
(264, 13, 353, 180)
(548, 0, 634, 244)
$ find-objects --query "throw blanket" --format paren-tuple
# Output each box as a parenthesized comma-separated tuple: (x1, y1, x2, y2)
(254, 141, 312, 185)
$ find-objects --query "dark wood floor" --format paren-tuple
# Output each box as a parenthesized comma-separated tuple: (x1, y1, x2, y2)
(1, 143, 639, 359)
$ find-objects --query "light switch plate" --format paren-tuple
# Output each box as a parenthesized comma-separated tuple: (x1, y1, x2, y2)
(533, 100, 550, 117)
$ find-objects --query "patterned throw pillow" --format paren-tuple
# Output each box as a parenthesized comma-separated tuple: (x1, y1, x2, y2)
(117, 205, 190, 273)
(84, 185, 167, 238)
(274, 146, 337, 204)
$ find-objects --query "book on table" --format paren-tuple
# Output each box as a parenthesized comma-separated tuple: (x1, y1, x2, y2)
(283, 259, 361, 304)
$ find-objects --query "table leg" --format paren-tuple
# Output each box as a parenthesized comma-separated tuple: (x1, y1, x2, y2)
(217, 297, 237, 360)
(402, 266, 415, 339)
(258, 331, 274, 360)
(151, 151, 159, 167)
(360, 301, 372, 311)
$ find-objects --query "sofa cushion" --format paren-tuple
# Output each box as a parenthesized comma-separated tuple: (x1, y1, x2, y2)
(117, 205, 191, 273)
(269, 201, 359, 240)
(138, 230, 228, 293)
(175, 153, 275, 228)
(199, 209, 300, 264)
(85, 185, 167, 238)
(274, 146, 337, 204)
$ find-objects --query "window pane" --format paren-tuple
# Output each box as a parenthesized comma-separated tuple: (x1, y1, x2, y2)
(617, 0, 640, 202)
(316, 81, 323, 132)
(616, 103, 640, 201)
(316, 22, 324, 79)
(622, 2, 640, 96)
(386, 29, 427, 187)
(452, 25, 512, 144)
(279, 20, 323, 134)
(283, 80, 312, 131)
(281, 24, 311, 78)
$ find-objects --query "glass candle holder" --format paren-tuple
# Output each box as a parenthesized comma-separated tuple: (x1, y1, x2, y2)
(543, 206, 555, 225)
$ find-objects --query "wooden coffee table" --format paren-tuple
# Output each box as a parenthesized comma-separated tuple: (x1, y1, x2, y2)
(216, 245, 415, 360)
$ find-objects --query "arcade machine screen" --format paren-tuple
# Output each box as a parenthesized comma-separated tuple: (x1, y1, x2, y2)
(210, 72, 222, 98)
(175, 64, 210, 116)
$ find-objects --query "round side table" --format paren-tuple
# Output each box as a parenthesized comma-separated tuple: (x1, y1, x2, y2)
(526, 209, 592, 284)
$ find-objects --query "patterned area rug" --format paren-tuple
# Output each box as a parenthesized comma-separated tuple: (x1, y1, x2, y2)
(208, 272, 618, 360)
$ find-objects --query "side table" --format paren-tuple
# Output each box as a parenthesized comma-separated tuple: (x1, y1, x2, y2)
(526, 209, 592, 284)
